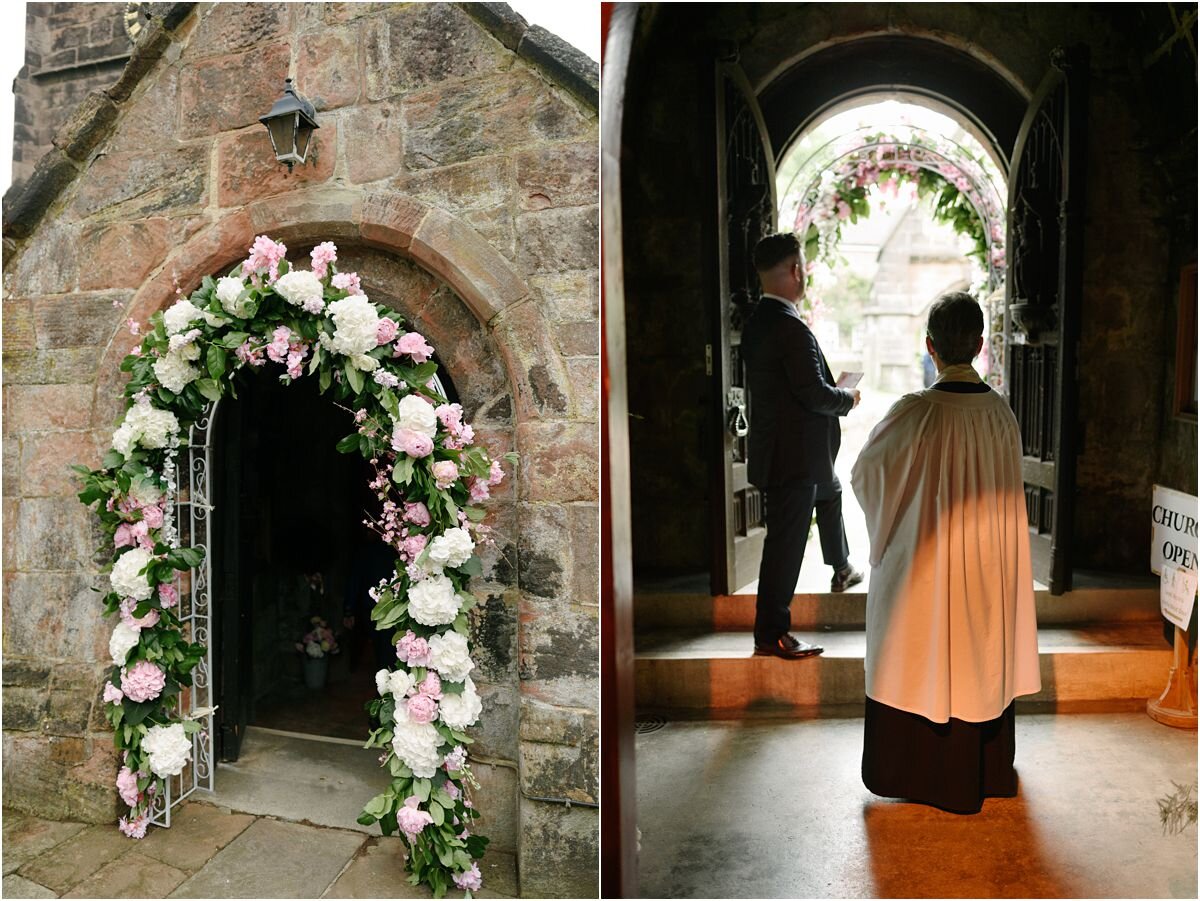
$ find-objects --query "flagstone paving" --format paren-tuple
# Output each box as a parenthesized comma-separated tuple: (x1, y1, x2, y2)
(2, 801, 517, 899)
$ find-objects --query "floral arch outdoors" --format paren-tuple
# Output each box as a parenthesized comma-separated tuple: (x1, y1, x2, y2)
(778, 119, 1010, 389)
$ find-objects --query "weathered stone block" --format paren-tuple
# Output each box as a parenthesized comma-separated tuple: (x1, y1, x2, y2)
(2, 734, 122, 825)
(20, 431, 97, 497)
(518, 798, 598, 899)
(107, 18, 171, 104)
(10, 222, 80, 296)
(365, 3, 511, 101)
(2, 301, 36, 352)
(470, 759, 519, 855)
(515, 142, 598, 211)
(32, 293, 127, 350)
(180, 43, 290, 138)
(569, 504, 598, 606)
(14, 499, 95, 571)
(490, 302, 570, 422)
(469, 679, 518, 764)
(3, 687, 48, 732)
(516, 206, 598, 275)
(403, 69, 586, 171)
(136, 802, 255, 872)
(216, 122, 337, 207)
(342, 103, 403, 184)
(2, 148, 78, 241)
(471, 590, 517, 684)
(297, 26, 363, 111)
(44, 690, 92, 735)
(407, 286, 508, 413)
(60, 851, 189, 899)
(187, 3, 290, 59)
(110, 63, 178, 152)
(73, 145, 209, 219)
(3, 573, 108, 663)
(520, 734, 597, 804)
(464, 205, 517, 267)
(515, 421, 598, 503)
(516, 503, 569, 600)
(393, 155, 513, 215)
(51, 91, 118, 163)
(360, 192, 430, 253)
(516, 25, 599, 110)
(2, 659, 52, 687)
(565, 361, 598, 427)
(555, 320, 599, 358)
(518, 597, 598, 709)
(77, 220, 174, 290)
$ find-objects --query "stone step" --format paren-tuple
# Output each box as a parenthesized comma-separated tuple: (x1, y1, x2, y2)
(635, 622, 1175, 713)
(634, 586, 1162, 632)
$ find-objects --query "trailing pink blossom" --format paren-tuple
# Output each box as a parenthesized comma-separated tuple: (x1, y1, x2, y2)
(309, 241, 338, 279)
(396, 796, 434, 838)
(468, 477, 490, 503)
(116, 766, 140, 807)
(266, 326, 292, 364)
(488, 460, 505, 486)
(120, 598, 160, 631)
(158, 584, 178, 608)
(331, 271, 362, 295)
(118, 813, 149, 839)
(103, 681, 124, 705)
(373, 370, 400, 389)
(235, 342, 265, 367)
(244, 235, 288, 283)
(286, 346, 308, 380)
(444, 745, 468, 771)
(453, 863, 482, 892)
(443, 780, 460, 800)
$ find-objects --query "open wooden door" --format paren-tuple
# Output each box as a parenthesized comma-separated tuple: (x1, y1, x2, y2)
(712, 61, 776, 594)
(1005, 46, 1089, 595)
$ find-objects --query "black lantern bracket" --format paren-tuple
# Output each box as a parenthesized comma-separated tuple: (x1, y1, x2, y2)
(259, 78, 319, 173)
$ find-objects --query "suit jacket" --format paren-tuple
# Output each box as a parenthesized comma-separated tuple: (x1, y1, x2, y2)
(741, 296, 855, 488)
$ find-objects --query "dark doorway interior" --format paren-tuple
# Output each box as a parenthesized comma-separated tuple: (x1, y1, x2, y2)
(214, 368, 384, 758)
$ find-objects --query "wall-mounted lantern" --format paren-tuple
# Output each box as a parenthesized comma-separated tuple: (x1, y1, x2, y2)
(258, 78, 319, 172)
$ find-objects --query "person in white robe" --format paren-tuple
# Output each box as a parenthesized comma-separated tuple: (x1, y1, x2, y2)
(850, 291, 1041, 813)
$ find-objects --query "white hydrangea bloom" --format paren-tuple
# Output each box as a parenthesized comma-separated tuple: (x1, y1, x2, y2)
(111, 403, 180, 456)
(142, 723, 192, 778)
(274, 269, 326, 315)
(394, 394, 437, 438)
(349, 353, 379, 372)
(390, 703, 444, 778)
(428, 630, 474, 682)
(109, 620, 141, 665)
(407, 574, 461, 626)
(427, 528, 475, 571)
(326, 295, 380, 360)
(439, 677, 483, 730)
(110, 547, 154, 601)
(153, 352, 201, 394)
(216, 277, 253, 317)
(163, 300, 204, 336)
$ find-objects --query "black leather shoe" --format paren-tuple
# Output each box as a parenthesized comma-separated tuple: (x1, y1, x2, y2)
(753, 633, 823, 659)
(831, 564, 864, 593)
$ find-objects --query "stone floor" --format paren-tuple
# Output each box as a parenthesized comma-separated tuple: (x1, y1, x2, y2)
(2, 802, 517, 899)
(635, 712, 1198, 898)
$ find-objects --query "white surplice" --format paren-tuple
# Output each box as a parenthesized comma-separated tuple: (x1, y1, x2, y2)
(850, 383, 1042, 723)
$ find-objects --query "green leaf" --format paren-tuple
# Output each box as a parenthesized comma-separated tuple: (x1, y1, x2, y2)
(414, 778, 431, 802)
(121, 698, 155, 726)
(392, 456, 415, 485)
(357, 812, 378, 826)
(102, 450, 125, 470)
(430, 802, 445, 827)
(195, 379, 222, 403)
(458, 556, 482, 577)
(363, 792, 390, 817)
(319, 365, 332, 394)
(336, 433, 360, 454)
(345, 362, 364, 395)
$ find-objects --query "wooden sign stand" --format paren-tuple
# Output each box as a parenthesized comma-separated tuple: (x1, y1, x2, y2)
(1147, 625, 1198, 729)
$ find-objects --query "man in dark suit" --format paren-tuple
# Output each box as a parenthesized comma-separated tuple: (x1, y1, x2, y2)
(742, 233, 864, 659)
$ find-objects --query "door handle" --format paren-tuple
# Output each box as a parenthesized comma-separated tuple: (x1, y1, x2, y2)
(727, 388, 748, 438)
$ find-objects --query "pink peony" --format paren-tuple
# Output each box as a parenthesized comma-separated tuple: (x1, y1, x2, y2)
(158, 584, 178, 608)
(394, 332, 434, 363)
(435, 403, 464, 433)
(444, 745, 468, 771)
(406, 692, 438, 724)
(331, 271, 362, 295)
(392, 428, 433, 459)
(402, 534, 427, 561)
(130, 520, 153, 550)
(403, 502, 431, 527)
(104, 681, 124, 705)
(396, 796, 434, 839)
(487, 460, 505, 486)
(444, 779, 460, 800)
(453, 863, 482, 892)
(114, 523, 135, 549)
(468, 477, 490, 503)
(245, 235, 288, 283)
(141, 505, 164, 529)
(120, 661, 166, 702)
(396, 631, 431, 667)
(419, 671, 442, 700)
(310, 241, 337, 279)
(118, 813, 149, 839)
(120, 598, 160, 631)
(432, 461, 459, 490)
(376, 318, 399, 345)
(116, 766, 140, 807)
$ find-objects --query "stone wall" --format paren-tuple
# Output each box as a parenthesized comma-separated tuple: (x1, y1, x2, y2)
(621, 3, 1196, 580)
(12, 3, 132, 192)
(2, 3, 598, 896)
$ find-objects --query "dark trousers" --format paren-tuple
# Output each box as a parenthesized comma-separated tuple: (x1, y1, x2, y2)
(754, 478, 850, 645)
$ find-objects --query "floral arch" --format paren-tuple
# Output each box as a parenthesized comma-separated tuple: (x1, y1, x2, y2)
(75, 234, 508, 897)
(779, 121, 1010, 387)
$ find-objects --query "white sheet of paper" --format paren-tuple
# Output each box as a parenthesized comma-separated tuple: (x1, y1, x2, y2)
(837, 371, 863, 389)
(1160, 562, 1198, 631)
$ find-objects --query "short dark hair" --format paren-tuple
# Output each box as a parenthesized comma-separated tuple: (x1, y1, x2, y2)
(926, 291, 984, 364)
(753, 232, 801, 272)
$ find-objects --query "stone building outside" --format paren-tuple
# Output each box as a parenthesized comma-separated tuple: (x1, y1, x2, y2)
(2, 2, 599, 896)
